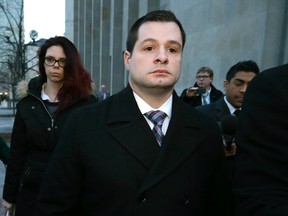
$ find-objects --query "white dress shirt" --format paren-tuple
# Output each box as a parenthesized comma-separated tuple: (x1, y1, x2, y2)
(224, 96, 241, 115)
(133, 92, 172, 136)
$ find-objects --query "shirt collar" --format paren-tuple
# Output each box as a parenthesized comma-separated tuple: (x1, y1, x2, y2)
(133, 92, 172, 119)
(206, 87, 211, 93)
(41, 83, 59, 102)
(224, 96, 240, 114)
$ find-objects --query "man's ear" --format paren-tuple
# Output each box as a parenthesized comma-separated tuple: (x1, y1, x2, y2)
(124, 51, 131, 70)
(223, 80, 228, 90)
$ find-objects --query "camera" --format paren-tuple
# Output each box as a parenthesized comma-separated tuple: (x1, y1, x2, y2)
(195, 87, 206, 95)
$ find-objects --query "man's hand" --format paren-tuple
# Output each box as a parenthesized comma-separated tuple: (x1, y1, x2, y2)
(186, 87, 199, 97)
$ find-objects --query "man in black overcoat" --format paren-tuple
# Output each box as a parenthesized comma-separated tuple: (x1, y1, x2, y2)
(36, 10, 231, 216)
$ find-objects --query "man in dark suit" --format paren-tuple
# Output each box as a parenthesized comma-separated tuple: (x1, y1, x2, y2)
(36, 10, 230, 216)
(196, 60, 260, 215)
(196, 60, 259, 159)
(180, 66, 223, 107)
(234, 63, 288, 215)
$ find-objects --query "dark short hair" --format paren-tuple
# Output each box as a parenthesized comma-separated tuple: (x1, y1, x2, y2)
(226, 60, 260, 81)
(126, 10, 186, 54)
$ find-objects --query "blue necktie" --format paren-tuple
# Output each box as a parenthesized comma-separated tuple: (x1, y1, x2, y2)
(144, 110, 167, 145)
(202, 93, 208, 105)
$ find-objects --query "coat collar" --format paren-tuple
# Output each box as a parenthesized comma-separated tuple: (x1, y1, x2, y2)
(214, 97, 231, 121)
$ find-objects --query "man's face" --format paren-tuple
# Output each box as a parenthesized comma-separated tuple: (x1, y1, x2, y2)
(124, 21, 183, 96)
(224, 71, 257, 108)
(101, 85, 106, 92)
(196, 72, 212, 89)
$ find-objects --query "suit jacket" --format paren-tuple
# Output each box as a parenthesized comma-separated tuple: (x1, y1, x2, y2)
(96, 91, 110, 101)
(195, 97, 236, 171)
(195, 97, 236, 214)
(195, 97, 230, 121)
(180, 83, 223, 107)
(195, 97, 234, 154)
(234, 64, 288, 216)
(36, 85, 231, 216)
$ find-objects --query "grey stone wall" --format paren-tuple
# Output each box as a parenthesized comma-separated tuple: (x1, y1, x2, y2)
(66, 0, 288, 95)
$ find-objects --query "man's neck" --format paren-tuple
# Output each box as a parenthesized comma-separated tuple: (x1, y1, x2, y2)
(134, 90, 173, 109)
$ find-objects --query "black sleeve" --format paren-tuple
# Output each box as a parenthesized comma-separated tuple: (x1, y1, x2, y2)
(0, 136, 10, 165)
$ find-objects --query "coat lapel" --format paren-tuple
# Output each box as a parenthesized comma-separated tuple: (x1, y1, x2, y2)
(138, 94, 206, 194)
(106, 86, 161, 169)
(215, 98, 231, 121)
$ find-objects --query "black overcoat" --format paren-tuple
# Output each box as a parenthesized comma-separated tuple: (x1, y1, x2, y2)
(234, 64, 288, 215)
(3, 77, 96, 215)
(36, 85, 231, 216)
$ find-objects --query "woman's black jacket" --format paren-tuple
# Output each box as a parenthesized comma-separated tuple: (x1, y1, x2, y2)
(3, 77, 96, 203)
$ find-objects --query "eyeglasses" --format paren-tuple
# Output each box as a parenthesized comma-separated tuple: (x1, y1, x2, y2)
(44, 56, 66, 68)
(196, 75, 210, 80)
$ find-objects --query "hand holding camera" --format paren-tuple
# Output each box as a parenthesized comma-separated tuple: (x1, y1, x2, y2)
(186, 87, 206, 97)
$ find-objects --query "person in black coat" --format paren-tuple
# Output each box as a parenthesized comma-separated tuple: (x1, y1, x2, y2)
(234, 63, 288, 216)
(180, 66, 223, 107)
(1, 36, 96, 216)
(196, 60, 260, 159)
(35, 10, 231, 216)
(195, 60, 260, 215)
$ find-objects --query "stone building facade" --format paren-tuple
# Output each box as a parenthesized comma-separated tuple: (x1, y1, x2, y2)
(65, 0, 288, 95)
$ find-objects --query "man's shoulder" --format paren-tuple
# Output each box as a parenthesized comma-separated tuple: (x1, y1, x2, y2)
(195, 98, 222, 111)
(250, 63, 288, 88)
(263, 63, 288, 73)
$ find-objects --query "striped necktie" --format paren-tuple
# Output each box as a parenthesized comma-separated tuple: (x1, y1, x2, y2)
(144, 110, 167, 145)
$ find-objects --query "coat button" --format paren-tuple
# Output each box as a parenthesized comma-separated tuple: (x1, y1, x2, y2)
(137, 194, 147, 203)
(180, 194, 190, 205)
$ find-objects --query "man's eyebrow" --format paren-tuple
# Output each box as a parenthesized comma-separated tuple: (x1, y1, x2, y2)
(169, 40, 182, 46)
(233, 78, 245, 82)
(140, 38, 182, 47)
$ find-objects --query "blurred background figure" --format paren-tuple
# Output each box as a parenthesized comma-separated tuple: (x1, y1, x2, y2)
(180, 66, 223, 107)
(96, 84, 110, 101)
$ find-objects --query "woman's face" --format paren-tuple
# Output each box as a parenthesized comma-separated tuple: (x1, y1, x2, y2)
(44, 45, 66, 84)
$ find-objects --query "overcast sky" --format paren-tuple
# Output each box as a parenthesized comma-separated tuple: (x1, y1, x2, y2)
(24, 0, 65, 42)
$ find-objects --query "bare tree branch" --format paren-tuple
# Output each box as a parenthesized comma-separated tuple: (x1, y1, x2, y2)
(0, 0, 38, 113)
